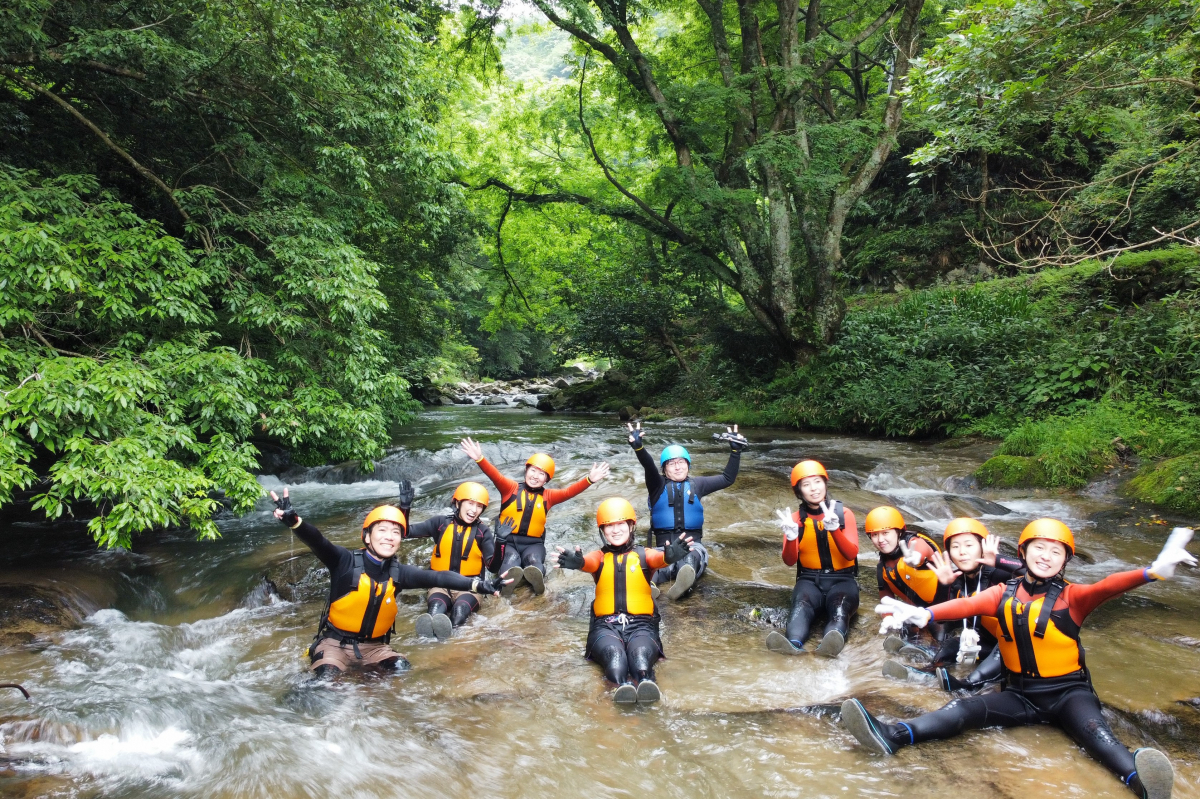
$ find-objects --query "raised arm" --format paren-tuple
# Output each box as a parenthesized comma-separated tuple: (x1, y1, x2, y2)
(403, 515, 442, 540)
(1065, 568, 1153, 624)
(290, 520, 346, 571)
(543, 475, 595, 508)
(690, 450, 741, 497)
(633, 442, 665, 497)
(474, 457, 519, 501)
(833, 507, 859, 559)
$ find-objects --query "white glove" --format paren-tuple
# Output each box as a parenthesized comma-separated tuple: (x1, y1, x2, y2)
(819, 499, 840, 532)
(898, 539, 922, 567)
(878, 614, 907, 634)
(1149, 527, 1196, 580)
(957, 628, 981, 663)
(874, 596, 931, 633)
(776, 508, 800, 541)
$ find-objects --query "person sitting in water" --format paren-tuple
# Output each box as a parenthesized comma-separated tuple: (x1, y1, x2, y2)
(767, 459, 860, 657)
(882, 517, 1023, 689)
(401, 480, 514, 641)
(841, 520, 1195, 799)
(866, 505, 948, 660)
(459, 437, 609, 596)
(550, 498, 694, 704)
(270, 488, 505, 676)
(626, 421, 747, 600)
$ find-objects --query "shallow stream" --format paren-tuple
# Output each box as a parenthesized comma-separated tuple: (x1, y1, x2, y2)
(0, 406, 1197, 798)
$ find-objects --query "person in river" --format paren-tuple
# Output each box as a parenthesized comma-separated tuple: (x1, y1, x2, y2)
(400, 480, 514, 641)
(766, 460, 860, 657)
(550, 498, 694, 704)
(269, 488, 505, 676)
(841, 520, 1196, 799)
(459, 437, 609, 597)
(867, 505, 948, 660)
(881, 517, 1023, 689)
(625, 421, 747, 600)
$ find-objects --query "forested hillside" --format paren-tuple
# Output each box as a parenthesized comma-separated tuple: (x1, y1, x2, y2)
(3, 0, 1198, 544)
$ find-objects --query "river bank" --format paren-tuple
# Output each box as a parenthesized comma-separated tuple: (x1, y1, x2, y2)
(0, 406, 1196, 798)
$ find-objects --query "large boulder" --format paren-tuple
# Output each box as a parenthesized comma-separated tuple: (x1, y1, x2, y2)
(482, 396, 508, 405)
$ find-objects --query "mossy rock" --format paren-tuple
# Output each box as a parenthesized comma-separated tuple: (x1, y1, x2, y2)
(976, 455, 1049, 488)
(1127, 453, 1200, 516)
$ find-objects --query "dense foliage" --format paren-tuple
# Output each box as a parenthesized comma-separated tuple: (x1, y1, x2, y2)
(1, 0, 461, 545)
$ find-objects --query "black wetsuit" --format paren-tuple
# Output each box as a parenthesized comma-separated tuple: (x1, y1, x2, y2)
(404, 514, 502, 625)
(633, 445, 739, 584)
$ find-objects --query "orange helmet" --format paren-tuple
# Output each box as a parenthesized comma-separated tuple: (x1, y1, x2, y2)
(790, 460, 828, 486)
(362, 505, 406, 538)
(865, 506, 906, 534)
(526, 453, 556, 480)
(596, 497, 637, 528)
(452, 481, 491, 508)
(943, 517, 989, 546)
(1018, 518, 1075, 558)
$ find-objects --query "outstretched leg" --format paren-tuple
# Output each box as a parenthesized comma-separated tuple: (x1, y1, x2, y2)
(1053, 688, 1155, 796)
(842, 690, 1036, 754)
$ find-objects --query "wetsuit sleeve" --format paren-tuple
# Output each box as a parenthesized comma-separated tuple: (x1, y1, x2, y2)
(543, 476, 594, 509)
(291, 520, 346, 571)
(475, 457, 519, 502)
(833, 507, 859, 560)
(644, 549, 668, 569)
(909, 537, 935, 565)
(634, 445, 664, 497)
(929, 584, 1006, 622)
(403, 516, 442, 540)
(582, 550, 605, 574)
(690, 450, 740, 497)
(392, 563, 476, 591)
(989, 554, 1024, 582)
(782, 533, 799, 567)
(1065, 568, 1153, 624)
(476, 522, 498, 570)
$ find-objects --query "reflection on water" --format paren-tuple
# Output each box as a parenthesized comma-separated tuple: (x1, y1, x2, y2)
(0, 407, 1197, 797)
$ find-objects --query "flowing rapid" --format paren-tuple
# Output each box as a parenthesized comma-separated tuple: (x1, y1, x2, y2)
(0, 406, 1196, 798)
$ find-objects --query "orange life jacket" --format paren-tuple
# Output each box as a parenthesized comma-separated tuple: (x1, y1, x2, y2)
(592, 547, 656, 617)
(793, 503, 857, 574)
(429, 520, 484, 576)
(879, 531, 945, 605)
(994, 579, 1084, 679)
(499, 485, 549, 538)
(324, 551, 399, 640)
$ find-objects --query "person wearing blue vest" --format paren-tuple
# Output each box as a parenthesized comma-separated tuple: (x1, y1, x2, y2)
(626, 421, 747, 599)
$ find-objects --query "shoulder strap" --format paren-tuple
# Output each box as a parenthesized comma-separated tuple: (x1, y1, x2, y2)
(1033, 580, 1066, 639)
(350, 550, 365, 584)
(995, 578, 1021, 642)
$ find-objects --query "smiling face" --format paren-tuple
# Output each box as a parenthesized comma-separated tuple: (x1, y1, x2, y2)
(1023, 538, 1068, 579)
(797, 476, 827, 506)
(663, 458, 690, 481)
(948, 534, 984, 572)
(364, 520, 403, 558)
(868, 528, 901, 556)
(525, 465, 549, 489)
(457, 499, 484, 524)
(601, 520, 633, 547)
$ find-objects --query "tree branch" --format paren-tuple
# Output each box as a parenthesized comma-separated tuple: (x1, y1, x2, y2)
(1, 68, 189, 223)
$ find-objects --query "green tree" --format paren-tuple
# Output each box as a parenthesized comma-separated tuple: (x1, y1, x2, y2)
(0, 0, 463, 546)
(468, 0, 930, 357)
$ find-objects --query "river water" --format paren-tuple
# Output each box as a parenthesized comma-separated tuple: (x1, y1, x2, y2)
(0, 406, 1197, 798)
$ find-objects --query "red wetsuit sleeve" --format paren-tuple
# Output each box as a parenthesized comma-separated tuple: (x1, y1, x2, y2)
(644, 549, 668, 569)
(543, 477, 593, 509)
(929, 583, 1005, 623)
(910, 537, 935, 564)
(833, 507, 859, 560)
(475, 458, 519, 503)
(581, 550, 604, 573)
(782, 534, 799, 567)
(1064, 568, 1152, 624)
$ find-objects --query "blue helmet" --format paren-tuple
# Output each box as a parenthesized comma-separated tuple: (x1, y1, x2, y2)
(660, 445, 691, 466)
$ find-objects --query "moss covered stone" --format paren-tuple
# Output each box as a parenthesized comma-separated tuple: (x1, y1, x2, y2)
(1128, 454, 1200, 516)
(976, 455, 1049, 488)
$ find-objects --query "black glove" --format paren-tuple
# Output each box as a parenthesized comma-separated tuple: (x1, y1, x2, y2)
(558, 547, 585, 570)
(627, 423, 643, 448)
(396, 479, 415, 513)
(712, 431, 749, 452)
(273, 493, 299, 527)
(493, 517, 515, 545)
(472, 576, 502, 595)
(663, 534, 692, 564)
